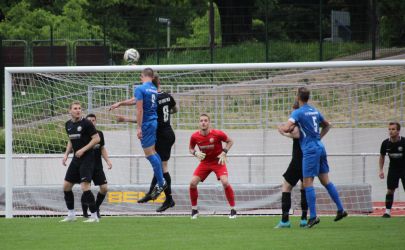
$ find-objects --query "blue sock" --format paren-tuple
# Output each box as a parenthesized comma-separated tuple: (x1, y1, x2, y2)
(325, 182, 344, 211)
(305, 186, 317, 219)
(146, 154, 164, 187)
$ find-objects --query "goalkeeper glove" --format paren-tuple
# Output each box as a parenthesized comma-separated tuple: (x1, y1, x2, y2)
(217, 151, 227, 165)
(194, 151, 206, 161)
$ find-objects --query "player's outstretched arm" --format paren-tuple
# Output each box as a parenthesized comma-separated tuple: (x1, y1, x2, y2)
(109, 97, 136, 111)
(116, 115, 137, 123)
(62, 141, 73, 166)
(320, 120, 332, 139)
(101, 147, 113, 169)
(75, 133, 100, 158)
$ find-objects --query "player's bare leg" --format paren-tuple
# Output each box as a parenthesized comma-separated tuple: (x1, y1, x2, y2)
(60, 181, 76, 222)
(220, 175, 236, 219)
(190, 176, 201, 219)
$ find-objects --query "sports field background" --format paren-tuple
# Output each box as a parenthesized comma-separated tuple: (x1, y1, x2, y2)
(1, 216, 404, 250)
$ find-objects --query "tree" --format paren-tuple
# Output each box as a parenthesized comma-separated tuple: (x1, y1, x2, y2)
(215, 0, 254, 45)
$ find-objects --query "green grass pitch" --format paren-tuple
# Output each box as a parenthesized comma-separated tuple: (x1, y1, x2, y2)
(1, 216, 404, 250)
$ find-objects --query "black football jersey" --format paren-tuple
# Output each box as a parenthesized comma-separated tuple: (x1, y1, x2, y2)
(65, 117, 97, 154)
(292, 138, 302, 160)
(380, 137, 405, 169)
(157, 92, 176, 131)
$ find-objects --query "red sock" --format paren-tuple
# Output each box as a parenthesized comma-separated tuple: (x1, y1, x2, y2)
(189, 187, 198, 207)
(224, 185, 235, 207)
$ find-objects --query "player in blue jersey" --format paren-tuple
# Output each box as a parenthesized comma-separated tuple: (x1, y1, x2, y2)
(279, 87, 348, 228)
(110, 68, 166, 199)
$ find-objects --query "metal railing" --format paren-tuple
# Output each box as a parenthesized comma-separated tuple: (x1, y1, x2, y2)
(0, 153, 379, 186)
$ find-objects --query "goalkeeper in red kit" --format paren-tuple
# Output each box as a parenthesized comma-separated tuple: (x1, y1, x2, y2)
(189, 114, 236, 219)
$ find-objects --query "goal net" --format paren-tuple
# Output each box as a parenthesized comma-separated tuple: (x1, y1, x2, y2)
(3, 60, 405, 217)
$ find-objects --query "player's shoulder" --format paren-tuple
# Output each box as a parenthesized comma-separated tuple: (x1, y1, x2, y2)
(210, 129, 226, 136)
(81, 118, 93, 126)
(381, 138, 389, 145)
(191, 130, 201, 137)
(97, 130, 104, 137)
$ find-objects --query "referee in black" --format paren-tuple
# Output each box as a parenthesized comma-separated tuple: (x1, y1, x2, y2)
(61, 101, 100, 223)
(116, 73, 178, 212)
(379, 122, 405, 218)
(275, 101, 308, 228)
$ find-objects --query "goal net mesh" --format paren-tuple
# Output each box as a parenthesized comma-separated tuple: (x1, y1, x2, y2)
(4, 63, 405, 216)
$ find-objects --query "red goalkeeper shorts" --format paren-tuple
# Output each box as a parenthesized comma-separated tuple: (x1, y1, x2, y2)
(193, 162, 228, 182)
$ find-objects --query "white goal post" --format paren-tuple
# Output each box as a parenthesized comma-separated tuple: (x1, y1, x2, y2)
(3, 60, 405, 218)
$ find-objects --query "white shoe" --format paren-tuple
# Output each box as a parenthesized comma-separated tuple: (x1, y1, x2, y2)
(83, 217, 99, 223)
(59, 216, 76, 222)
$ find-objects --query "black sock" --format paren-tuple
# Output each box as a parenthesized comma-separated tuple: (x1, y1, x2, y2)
(81, 190, 96, 213)
(386, 193, 394, 209)
(82, 203, 88, 215)
(64, 191, 74, 210)
(96, 192, 106, 209)
(163, 172, 172, 200)
(300, 189, 308, 220)
(149, 176, 157, 194)
(281, 192, 291, 223)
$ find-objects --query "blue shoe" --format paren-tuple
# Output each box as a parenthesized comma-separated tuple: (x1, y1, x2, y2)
(274, 221, 291, 228)
(299, 219, 307, 227)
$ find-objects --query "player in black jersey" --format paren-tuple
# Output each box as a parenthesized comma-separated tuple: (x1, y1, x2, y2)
(379, 122, 405, 218)
(61, 101, 101, 223)
(81, 114, 113, 218)
(275, 101, 308, 228)
(116, 74, 178, 212)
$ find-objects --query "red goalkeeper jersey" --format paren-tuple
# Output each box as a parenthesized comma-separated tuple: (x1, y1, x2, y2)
(190, 129, 228, 164)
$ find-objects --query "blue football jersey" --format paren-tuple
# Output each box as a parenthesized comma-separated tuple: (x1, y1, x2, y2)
(289, 104, 325, 148)
(134, 81, 158, 122)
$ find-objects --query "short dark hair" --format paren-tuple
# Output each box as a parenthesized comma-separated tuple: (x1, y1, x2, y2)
(200, 113, 210, 121)
(142, 67, 154, 78)
(86, 113, 96, 119)
(389, 122, 401, 131)
(297, 87, 310, 102)
(152, 72, 160, 87)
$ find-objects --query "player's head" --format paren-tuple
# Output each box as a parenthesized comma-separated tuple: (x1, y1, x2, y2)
(152, 72, 161, 90)
(297, 87, 310, 103)
(69, 101, 82, 119)
(388, 122, 400, 138)
(86, 113, 97, 126)
(140, 67, 154, 83)
(199, 113, 210, 131)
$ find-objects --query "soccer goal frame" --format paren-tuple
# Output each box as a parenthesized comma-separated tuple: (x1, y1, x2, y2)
(4, 59, 405, 218)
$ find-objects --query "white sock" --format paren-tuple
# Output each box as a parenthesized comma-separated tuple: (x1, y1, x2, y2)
(90, 212, 97, 219)
(385, 209, 391, 215)
(68, 210, 75, 217)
